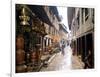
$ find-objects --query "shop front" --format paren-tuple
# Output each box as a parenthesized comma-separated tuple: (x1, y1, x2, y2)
(16, 5, 48, 72)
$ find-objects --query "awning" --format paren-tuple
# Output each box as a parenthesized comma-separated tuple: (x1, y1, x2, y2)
(44, 35, 52, 39)
(27, 5, 53, 26)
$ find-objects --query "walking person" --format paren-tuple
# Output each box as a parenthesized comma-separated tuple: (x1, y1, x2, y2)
(84, 50, 92, 69)
(61, 41, 66, 55)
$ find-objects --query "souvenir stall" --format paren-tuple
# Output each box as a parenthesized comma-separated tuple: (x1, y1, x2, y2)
(16, 5, 47, 72)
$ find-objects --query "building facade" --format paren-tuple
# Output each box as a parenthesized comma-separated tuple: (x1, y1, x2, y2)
(68, 7, 94, 68)
(16, 4, 68, 73)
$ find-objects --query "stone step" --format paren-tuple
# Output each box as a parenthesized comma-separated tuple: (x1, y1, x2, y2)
(43, 53, 58, 66)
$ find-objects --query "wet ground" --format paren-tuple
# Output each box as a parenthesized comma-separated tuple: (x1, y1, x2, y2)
(40, 45, 84, 72)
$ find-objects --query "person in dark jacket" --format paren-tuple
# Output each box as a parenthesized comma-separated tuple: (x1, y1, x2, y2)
(84, 50, 92, 69)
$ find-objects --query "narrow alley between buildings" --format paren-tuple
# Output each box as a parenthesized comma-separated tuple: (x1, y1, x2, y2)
(15, 4, 94, 73)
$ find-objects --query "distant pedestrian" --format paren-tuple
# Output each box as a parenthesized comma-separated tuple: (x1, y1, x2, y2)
(61, 45, 64, 55)
(61, 41, 66, 55)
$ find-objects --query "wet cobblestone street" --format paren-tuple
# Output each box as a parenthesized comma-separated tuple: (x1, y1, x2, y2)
(40, 46, 84, 71)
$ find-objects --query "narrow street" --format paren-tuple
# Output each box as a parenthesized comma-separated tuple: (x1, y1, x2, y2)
(40, 45, 84, 71)
(72, 55, 84, 69)
(15, 5, 94, 73)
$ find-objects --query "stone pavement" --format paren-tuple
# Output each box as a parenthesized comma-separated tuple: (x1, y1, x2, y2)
(40, 46, 84, 71)
(71, 55, 84, 69)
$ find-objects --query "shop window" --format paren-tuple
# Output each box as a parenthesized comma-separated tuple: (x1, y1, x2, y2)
(49, 10, 54, 23)
(81, 8, 84, 24)
(77, 11, 80, 29)
(77, 16, 79, 26)
(85, 8, 89, 21)
(49, 26, 51, 34)
(92, 9, 94, 24)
